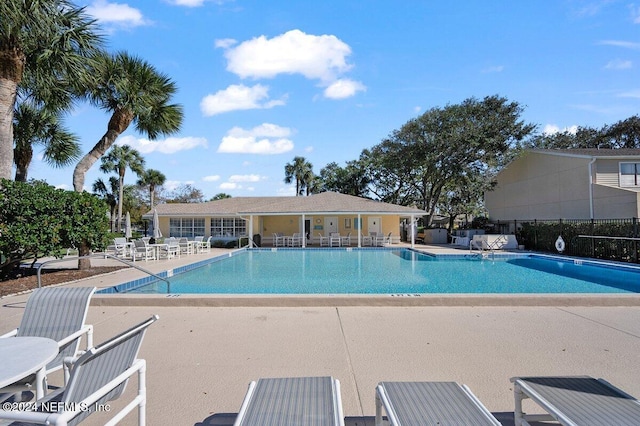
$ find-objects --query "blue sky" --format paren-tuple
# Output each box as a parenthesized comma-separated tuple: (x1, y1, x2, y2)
(25, 0, 640, 198)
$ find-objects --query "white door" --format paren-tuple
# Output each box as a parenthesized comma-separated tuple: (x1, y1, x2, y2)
(368, 217, 381, 235)
(325, 217, 338, 235)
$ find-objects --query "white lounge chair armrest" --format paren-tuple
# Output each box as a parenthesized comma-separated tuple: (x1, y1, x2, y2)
(56, 324, 94, 350)
(63, 355, 81, 384)
(0, 328, 18, 338)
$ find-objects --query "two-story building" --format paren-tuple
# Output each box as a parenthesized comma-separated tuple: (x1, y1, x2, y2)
(484, 149, 640, 221)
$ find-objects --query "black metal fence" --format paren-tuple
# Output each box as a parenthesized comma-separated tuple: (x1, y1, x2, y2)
(489, 218, 640, 264)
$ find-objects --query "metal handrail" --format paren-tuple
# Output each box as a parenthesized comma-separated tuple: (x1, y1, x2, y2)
(577, 235, 640, 241)
(37, 253, 170, 289)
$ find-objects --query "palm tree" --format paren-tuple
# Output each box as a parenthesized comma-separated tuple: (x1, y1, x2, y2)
(284, 156, 314, 196)
(0, 0, 102, 179)
(13, 101, 80, 181)
(137, 168, 166, 209)
(99, 145, 145, 232)
(92, 176, 119, 232)
(72, 51, 183, 192)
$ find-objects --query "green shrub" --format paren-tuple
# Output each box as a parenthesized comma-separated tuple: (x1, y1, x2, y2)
(211, 240, 226, 248)
(0, 179, 110, 278)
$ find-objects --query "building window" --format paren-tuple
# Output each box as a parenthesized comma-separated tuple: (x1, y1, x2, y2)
(169, 218, 205, 237)
(210, 217, 246, 237)
(620, 162, 640, 187)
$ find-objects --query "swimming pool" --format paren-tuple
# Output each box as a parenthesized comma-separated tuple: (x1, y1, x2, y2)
(99, 249, 640, 295)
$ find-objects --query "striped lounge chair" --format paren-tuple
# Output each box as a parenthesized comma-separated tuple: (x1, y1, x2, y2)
(512, 376, 640, 426)
(234, 376, 345, 426)
(0, 287, 96, 396)
(375, 381, 500, 426)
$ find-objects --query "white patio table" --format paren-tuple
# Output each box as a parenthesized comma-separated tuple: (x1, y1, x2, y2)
(0, 336, 58, 399)
(148, 243, 171, 260)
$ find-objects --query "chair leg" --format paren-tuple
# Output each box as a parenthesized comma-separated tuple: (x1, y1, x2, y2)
(138, 362, 146, 426)
(513, 383, 525, 426)
(375, 392, 385, 426)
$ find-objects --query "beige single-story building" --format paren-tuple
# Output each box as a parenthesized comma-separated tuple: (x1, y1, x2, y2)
(484, 148, 640, 221)
(143, 191, 425, 247)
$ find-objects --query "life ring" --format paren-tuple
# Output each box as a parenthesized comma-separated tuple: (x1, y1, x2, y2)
(555, 235, 566, 253)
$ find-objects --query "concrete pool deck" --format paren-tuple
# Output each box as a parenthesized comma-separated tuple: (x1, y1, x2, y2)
(2, 245, 640, 425)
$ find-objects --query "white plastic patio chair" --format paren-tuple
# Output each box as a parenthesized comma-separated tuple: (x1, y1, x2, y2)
(0, 287, 96, 396)
(133, 239, 155, 261)
(159, 237, 179, 259)
(0, 315, 159, 426)
(318, 233, 329, 247)
(273, 233, 286, 247)
(289, 233, 303, 247)
(198, 236, 212, 253)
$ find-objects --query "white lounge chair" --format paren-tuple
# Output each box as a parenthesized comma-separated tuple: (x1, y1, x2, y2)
(273, 233, 286, 247)
(361, 233, 372, 246)
(511, 376, 640, 426)
(374, 232, 391, 246)
(0, 315, 159, 426)
(133, 239, 155, 261)
(235, 376, 345, 426)
(177, 237, 192, 255)
(199, 236, 211, 253)
(330, 232, 341, 247)
(0, 287, 96, 397)
(375, 381, 500, 426)
(106, 237, 129, 258)
(159, 237, 180, 259)
(289, 232, 303, 247)
(318, 232, 329, 247)
(341, 232, 351, 246)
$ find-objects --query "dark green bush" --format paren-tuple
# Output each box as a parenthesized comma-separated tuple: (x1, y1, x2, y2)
(0, 179, 110, 278)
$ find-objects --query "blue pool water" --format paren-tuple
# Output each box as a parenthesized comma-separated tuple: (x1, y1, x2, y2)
(111, 249, 640, 294)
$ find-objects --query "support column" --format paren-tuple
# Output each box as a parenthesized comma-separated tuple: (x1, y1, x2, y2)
(301, 214, 306, 248)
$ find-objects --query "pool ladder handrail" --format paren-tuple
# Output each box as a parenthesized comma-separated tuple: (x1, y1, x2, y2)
(37, 253, 170, 289)
(469, 239, 497, 260)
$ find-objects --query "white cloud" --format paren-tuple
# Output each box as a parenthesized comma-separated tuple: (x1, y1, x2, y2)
(228, 174, 263, 182)
(323, 79, 366, 99)
(217, 123, 294, 154)
(277, 186, 296, 196)
(203, 175, 221, 182)
(116, 135, 208, 154)
(605, 59, 632, 69)
(200, 84, 286, 116)
(598, 40, 640, 50)
(86, 1, 149, 28)
(618, 90, 640, 98)
(221, 29, 353, 83)
(543, 124, 578, 135)
(631, 5, 640, 23)
(163, 180, 182, 191)
(215, 38, 237, 49)
(481, 65, 504, 73)
(220, 182, 239, 190)
(166, 0, 230, 7)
